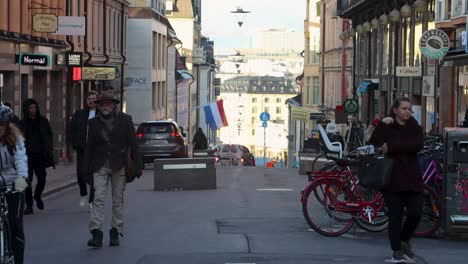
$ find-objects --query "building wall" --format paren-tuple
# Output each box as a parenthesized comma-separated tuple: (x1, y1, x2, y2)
(252, 29, 304, 52)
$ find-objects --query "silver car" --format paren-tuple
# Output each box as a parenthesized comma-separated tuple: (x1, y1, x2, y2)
(137, 121, 187, 163)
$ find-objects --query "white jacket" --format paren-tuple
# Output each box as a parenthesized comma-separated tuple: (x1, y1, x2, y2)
(0, 136, 28, 184)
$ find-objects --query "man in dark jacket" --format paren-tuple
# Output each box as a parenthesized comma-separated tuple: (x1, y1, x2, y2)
(69, 91, 99, 208)
(20, 99, 54, 215)
(84, 90, 142, 248)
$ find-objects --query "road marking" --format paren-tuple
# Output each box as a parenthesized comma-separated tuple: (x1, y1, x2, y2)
(162, 164, 207, 169)
(256, 188, 295, 192)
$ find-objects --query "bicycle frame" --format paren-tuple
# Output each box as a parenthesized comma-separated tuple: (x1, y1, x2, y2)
(422, 159, 443, 195)
(303, 166, 385, 223)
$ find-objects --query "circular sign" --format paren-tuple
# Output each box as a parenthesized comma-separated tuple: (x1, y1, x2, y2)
(259, 112, 270, 121)
(344, 99, 359, 114)
(419, 29, 449, 60)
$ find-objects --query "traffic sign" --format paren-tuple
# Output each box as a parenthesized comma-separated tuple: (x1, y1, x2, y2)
(309, 112, 325, 120)
(262, 121, 268, 127)
(260, 112, 270, 121)
(344, 99, 359, 114)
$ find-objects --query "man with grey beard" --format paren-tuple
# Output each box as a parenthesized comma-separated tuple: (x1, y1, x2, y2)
(84, 90, 141, 248)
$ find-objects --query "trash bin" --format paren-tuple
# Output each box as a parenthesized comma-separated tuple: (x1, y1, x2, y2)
(443, 128, 468, 238)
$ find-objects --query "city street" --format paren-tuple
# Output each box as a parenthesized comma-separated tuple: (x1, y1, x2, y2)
(24, 166, 468, 264)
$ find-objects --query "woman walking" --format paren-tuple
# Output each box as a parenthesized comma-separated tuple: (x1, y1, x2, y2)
(369, 97, 424, 263)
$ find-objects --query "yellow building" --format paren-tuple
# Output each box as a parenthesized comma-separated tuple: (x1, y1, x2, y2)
(304, 0, 321, 111)
(219, 76, 298, 162)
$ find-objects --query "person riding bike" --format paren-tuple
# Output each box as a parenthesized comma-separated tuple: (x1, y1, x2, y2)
(0, 104, 29, 264)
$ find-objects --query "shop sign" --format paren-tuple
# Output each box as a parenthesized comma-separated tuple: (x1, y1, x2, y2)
(54, 16, 85, 36)
(213, 78, 221, 86)
(67, 52, 82, 66)
(33, 13, 58, 33)
(396, 66, 422, 77)
(56, 53, 66, 66)
(72, 67, 82, 81)
(419, 29, 450, 59)
(18, 53, 50, 67)
(81, 67, 116, 80)
(422, 76, 435, 97)
(344, 99, 359, 114)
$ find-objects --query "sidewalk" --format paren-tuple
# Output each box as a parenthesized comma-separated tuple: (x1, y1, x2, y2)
(33, 162, 77, 197)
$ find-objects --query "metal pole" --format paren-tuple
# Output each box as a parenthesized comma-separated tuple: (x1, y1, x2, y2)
(264, 125, 266, 167)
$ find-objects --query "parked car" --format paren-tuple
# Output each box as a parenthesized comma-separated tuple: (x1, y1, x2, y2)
(137, 121, 187, 163)
(217, 144, 255, 166)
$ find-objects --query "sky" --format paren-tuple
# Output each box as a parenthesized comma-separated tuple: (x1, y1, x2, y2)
(201, 0, 306, 53)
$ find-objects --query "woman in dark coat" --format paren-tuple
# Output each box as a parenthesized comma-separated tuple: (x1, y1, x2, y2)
(369, 97, 424, 263)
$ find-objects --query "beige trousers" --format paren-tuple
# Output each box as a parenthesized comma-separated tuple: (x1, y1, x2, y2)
(89, 165, 126, 233)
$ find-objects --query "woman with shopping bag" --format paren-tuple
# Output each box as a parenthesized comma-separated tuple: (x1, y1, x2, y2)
(369, 97, 424, 263)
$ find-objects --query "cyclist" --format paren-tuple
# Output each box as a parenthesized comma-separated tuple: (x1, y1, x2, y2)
(0, 104, 29, 264)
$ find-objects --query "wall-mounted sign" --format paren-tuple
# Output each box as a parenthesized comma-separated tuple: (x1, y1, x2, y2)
(56, 53, 66, 66)
(82, 67, 116, 80)
(309, 112, 326, 120)
(67, 52, 83, 66)
(344, 99, 359, 114)
(54, 16, 85, 36)
(419, 29, 450, 59)
(33, 13, 58, 33)
(213, 78, 221, 86)
(18, 53, 50, 67)
(396, 66, 422, 77)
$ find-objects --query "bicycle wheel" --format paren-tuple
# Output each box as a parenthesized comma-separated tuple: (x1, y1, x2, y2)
(302, 178, 355, 237)
(414, 185, 441, 238)
(0, 217, 14, 264)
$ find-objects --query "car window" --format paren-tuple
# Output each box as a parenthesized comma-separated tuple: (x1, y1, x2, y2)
(138, 123, 174, 134)
(221, 145, 238, 153)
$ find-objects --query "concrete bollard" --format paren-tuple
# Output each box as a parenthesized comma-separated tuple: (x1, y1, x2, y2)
(154, 158, 216, 191)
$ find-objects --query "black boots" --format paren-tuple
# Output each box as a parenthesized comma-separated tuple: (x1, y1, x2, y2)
(109, 228, 121, 246)
(87, 229, 103, 248)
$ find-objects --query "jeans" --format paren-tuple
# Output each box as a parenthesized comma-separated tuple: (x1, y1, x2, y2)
(383, 191, 423, 251)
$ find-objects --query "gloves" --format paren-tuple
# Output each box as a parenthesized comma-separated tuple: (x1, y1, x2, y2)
(14, 177, 28, 192)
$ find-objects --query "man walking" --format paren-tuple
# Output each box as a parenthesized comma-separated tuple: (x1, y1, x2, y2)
(69, 91, 99, 207)
(20, 99, 54, 215)
(84, 90, 141, 247)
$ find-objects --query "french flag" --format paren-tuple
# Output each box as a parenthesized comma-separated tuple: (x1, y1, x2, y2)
(204, 99, 229, 131)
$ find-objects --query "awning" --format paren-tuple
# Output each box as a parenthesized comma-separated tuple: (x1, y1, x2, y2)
(358, 80, 378, 93)
(286, 93, 302, 106)
(442, 48, 468, 65)
(176, 70, 193, 81)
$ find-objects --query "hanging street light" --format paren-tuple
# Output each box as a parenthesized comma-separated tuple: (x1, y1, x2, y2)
(389, 8, 401, 22)
(379, 13, 389, 25)
(400, 4, 413, 18)
(413, 0, 428, 13)
(231, 7, 251, 27)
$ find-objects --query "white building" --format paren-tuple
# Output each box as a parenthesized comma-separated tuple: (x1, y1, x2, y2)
(251, 28, 304, 52)
(126, 1, 170, 124)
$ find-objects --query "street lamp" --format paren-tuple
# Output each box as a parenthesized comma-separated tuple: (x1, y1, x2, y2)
(379, 13, 389, 25)
(362, 22, 371, 33)
(371, 18, 379, 30)
(413, 0, 428, 13)
(389, 8, 401, 22)
(400, 4, 413, 18)
(356, 24, 364, 34)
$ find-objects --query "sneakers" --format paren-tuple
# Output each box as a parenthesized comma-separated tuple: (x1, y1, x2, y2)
(386, 250, 415, 263)
(87, 229, 103, 248)
(401, 241, 415, 259)
(24, 207, 34, 215)
(80, 196, 88, 208)
(34, 197, 44, 210)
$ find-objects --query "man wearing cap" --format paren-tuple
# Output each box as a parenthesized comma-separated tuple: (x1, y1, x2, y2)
(84, 90, 142, 248)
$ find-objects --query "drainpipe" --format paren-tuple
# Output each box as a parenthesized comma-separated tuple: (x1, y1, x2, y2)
(84, 0, 93, 65)
(103, 0, 109, 64)
(66, 0, 75, 52)
(120, 3, 126, 111)
(7, 0, 10, 31)
(320, 1, 326, 106)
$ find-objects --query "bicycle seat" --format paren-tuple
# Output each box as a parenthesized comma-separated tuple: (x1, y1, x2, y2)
(326, 156, 360, 167)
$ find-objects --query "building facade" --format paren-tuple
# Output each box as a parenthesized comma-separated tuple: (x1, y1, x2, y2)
(338, 0, 436, 130)
(220, 76, 298, 165)
(304, 0, 321, 111)
(252, 29, 304, 52)
(167, 0, 202, 142)
(126, 1, 171, 124)
(320, 0, 353, 116)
